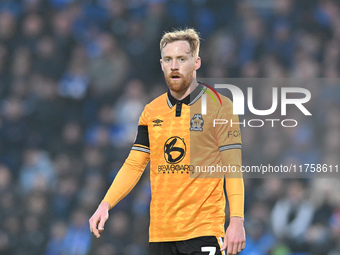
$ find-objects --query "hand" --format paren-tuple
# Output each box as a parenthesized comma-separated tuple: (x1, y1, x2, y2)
(221, 217, 246, 255)
(89, 201, 110, 238)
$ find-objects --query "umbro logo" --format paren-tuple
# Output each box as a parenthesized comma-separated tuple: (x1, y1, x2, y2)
(153, 119, 163, 126)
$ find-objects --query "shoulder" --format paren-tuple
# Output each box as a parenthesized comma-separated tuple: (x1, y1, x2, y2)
(203, 85, 234, 112)
(218, 92, 233, 108)
(217, 92, 234, 116)
(143, 92, 168, 113)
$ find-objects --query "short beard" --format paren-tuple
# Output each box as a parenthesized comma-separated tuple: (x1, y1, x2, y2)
(165, 73, 193, 93)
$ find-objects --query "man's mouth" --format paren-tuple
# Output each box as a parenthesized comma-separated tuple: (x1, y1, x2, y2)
(170, 74, 181, 80)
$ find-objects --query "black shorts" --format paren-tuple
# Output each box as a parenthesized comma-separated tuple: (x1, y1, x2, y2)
(149, 236, 225, 255)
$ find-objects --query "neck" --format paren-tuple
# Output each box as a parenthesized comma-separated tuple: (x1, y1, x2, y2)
(170, 80, 198, 101)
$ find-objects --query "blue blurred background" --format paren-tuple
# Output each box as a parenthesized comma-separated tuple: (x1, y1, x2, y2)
(0, 0, 340, 254)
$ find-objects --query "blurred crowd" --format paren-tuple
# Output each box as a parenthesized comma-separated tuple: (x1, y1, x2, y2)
(0, 0, 340, 255)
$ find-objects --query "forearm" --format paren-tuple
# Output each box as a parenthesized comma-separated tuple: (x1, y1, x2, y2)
(102, 149, 150, 208)
(221, 149, 245, 218)
(225, 177, 244, 218)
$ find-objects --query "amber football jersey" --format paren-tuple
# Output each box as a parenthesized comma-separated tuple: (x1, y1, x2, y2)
(103, 82, 244, 242)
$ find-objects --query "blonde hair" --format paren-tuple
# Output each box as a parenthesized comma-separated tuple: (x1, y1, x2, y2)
(160, 28, 200, 57)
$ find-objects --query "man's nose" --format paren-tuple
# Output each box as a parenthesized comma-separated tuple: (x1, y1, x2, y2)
(171, 60, 179, 70)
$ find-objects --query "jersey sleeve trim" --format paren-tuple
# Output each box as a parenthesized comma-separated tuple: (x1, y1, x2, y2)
(132, 145, 150, 154)
(219, 143, 242, 152)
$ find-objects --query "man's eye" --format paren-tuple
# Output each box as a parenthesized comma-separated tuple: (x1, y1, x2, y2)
(180, 58, 185, 62)
(164, 59, 170, 62)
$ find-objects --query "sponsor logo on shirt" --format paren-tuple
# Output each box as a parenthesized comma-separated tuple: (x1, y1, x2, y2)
(158, 136, 194, 174)
(153, 119, 163, 126)
(164, 136, 186, 164)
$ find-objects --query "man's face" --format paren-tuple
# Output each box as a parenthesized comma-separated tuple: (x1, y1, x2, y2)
(160, 40, 201, 93)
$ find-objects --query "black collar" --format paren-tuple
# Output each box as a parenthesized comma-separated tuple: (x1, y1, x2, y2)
(166, 82, 206, 108)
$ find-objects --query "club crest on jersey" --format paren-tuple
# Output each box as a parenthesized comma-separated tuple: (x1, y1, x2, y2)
(190, 114, 204, 132)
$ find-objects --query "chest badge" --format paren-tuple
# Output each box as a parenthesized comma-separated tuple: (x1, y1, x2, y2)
(190, 114, 204, 132)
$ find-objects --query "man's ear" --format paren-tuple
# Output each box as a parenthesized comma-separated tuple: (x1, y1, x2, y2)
(160, 59, 164, 71)
(195, 57, 201, 70)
